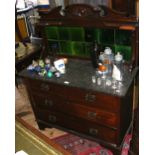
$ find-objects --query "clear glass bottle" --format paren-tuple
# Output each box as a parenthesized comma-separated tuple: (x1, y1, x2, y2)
(114, 52, 123, 65)
(102, 47, 114, 75)
(114, 52, 123, 71)
(112, 52, 124, 81)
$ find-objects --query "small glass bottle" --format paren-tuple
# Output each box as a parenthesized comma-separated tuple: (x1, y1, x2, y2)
(114, 52, 123, 64)
(103, 47, 114, 64)
(103, 47, 114, 75)
(112, 52, 124, 81)
(114, 52, 123, 70)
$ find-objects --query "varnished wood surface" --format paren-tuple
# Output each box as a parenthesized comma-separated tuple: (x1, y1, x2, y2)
(31, 92, 118, 128)
(36, 4, 139, 69)
(22, 75, 134, 148)
(19, 4, 137, 154)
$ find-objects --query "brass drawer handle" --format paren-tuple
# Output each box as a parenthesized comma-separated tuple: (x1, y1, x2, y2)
(40, 83, 50, 91)
(89, 128, 98, 135)
(44, 99, 53, 106)
(87, 111, 97, 119)
(85, 93, 96, 102)
(49, 115, 57, 123)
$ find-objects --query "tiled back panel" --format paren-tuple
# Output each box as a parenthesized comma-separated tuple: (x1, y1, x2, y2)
(45, 26, 132, 61)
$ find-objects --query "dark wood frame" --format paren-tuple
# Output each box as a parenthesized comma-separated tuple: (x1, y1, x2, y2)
(22, 4, 139, 154)
(37, 4, 139, 69)
(112, 0, 136, 15)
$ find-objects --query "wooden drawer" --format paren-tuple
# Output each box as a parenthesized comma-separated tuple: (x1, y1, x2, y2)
(54, 85, 121, 113)
(26, 78, 55, 93)
(31, 92, 66, 111)
(60, 102, 118, 129)
(26, 79, 121, 112)
(31, 92, 118, 128)
(36, 109, 117, 145)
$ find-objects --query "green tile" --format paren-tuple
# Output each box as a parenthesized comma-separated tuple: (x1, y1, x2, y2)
(85, 42, 93, 57)
(45, 26, 59, 40)
(69, 27, 85, 41)
(58, 26, 70, 40)
(59, 41, 72, 55)
(115, 30, 132, 46)
(101, 29, 114, 44)
(71, 41, 85, 56)
(59, 41, 86, 57)
(45, 26, 133, 60)
(85, 28, 102, 43)
(48, 40, 60, 55)
(94, 28, 102, 44)
(85, 28, 95, 42)
(114, 45, 132, 61)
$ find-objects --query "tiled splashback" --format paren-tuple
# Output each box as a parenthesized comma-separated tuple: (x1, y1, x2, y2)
(45, 26, 132, 61)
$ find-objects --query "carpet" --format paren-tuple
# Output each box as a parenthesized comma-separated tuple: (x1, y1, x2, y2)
(52, 133, 132, 155)
(52, 133, 113, 155)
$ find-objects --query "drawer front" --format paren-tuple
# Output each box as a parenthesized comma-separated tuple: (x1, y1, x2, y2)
(26, 79, 54, 93)
(31, 92, 118, 128)
(54, 85, 121, 112)
(31, 93, 66, 111)
(32, 93, 60, 110)
(60, 102, 118, 128)
(26, 79, 120, 113)
(36, 109, 117, 145)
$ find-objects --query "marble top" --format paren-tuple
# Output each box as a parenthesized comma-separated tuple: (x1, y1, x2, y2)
(19, 58, 138, 97)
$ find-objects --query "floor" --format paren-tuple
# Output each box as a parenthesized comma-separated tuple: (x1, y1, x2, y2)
(15, 84, 69, 155)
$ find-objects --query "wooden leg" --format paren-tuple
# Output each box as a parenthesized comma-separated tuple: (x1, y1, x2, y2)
(37, 122, 46, 130)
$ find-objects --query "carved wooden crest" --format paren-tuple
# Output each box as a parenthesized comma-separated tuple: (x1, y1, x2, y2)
(39, 4, 138, 24)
